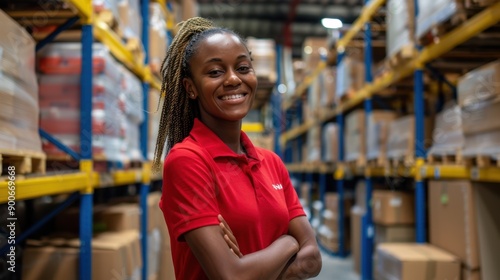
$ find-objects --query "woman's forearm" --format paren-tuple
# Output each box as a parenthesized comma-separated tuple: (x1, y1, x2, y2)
(277, 244, 322, 279)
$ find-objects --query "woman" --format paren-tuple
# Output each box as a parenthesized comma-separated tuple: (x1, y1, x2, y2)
(153, 17, 321, 279)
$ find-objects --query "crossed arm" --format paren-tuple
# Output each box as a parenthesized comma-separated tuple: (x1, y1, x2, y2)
(184, 215, 322, 280)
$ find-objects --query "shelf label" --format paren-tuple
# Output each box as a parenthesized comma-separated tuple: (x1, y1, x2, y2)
(434, 167, 440, 179)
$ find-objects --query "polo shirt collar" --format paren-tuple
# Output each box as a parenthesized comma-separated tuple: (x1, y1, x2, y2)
(189, 118, 263, 162)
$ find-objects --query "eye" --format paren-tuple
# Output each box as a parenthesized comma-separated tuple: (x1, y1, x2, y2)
(237, 65, 252, 73)
(208, 69, 224, 77)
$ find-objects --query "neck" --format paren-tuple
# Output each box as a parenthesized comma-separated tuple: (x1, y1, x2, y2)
(198, 116, 243, 154)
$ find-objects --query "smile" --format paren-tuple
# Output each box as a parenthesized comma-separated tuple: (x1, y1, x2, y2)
(220, 93, 247, 101)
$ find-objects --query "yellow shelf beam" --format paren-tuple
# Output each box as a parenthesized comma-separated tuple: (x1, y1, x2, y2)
(0, 172, 90, 203)
(418, 1, 500, 65)
(64, 0, 92, 23)
(280, 121, 315, 147)
(285, 163, 335, 174)
(283, 61, 327, 111)
(421, 165, 470, 180)
(336, 0, 386, 51)
(471, 167, 500, 182)
(242, 122, 265, 133)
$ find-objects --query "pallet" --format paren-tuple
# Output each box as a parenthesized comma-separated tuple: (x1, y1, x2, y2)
(46, 154, 143, 172)
(0, 149, 46, 176)
(386, 44, 418, 69)
(367, 156, 388, 168)
(387, 154, 415, 168)
(427, 151, 465, 165)
(463, 155, 500, 168)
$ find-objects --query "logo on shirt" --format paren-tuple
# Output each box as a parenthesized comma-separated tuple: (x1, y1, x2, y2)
(272, 184, 283, 190)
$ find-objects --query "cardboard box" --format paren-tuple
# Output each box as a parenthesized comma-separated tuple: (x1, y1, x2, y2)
(462, 97, 500, 135)
(322, 122, 339, 162)
(318, 225, 350, 252)
(22, 231, 142, 280)
(387, 115, 434, 163)
(375, 243, 461, 280)
(324, 192, 354, 217)
(428, 180, 480, 269)
(322, 209, 351, 236)
(372, 190, 414, 225)
(302, 37, 328, 72)
(474, 182, 500, 280)
(351, 206, 365, 275)
(375, 225, 415, 244)
(463, 268, 481, 280)
(458, 60, 500, 107)
(95, 203, 140, 232)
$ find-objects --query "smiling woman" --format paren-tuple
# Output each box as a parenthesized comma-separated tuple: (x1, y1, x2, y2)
(153, 17, 321, 280)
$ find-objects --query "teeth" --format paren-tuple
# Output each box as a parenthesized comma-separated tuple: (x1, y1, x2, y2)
(221, 94, 244, 101)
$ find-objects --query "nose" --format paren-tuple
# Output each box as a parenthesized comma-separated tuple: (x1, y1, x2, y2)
(224, 70, 242, 87)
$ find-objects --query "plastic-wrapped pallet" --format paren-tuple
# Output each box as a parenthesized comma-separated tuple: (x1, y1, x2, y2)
(118, 0, 142, 39)
(304, 125, 321, 162)
(461, 98, 500, 162)
(0, 10, 42, 152)
(386, 115, 433, 164)
(386, 0, 415, 61)
(457, 60, 500, 107)
(345, 110, 397, 165)
(335, 56, 365, 103)
(247, 38, 276, 82)
(428, 102, 464, 157)
(93, 0, 119, 23)
(416, 0, 461, 39)
(38, 43, 127, 163)
(149, 2, 168, 77)
(148, 88, 163, 161)
(322, 123, 338, 162)
(366, 112, 398, 164)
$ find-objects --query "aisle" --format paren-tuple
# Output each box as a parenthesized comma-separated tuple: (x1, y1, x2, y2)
(312, 253, 359, 280)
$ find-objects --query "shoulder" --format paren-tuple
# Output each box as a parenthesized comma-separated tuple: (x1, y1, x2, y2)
(164, 140, 209, 170)
(255, 147, 285, 167)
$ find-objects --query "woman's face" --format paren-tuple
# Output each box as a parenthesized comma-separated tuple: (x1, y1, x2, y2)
(183, 32, 257, 123)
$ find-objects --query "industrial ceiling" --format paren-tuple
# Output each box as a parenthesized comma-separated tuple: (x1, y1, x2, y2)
(198, 0, 365, 58)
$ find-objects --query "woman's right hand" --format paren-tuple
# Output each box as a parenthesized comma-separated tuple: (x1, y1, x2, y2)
(218, 214, 243, 258)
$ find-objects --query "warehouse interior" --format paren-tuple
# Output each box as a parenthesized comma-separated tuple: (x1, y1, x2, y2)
(1, 0, 500, 279)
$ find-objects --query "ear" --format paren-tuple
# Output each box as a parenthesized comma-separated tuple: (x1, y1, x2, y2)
(183, 77, 197, 99)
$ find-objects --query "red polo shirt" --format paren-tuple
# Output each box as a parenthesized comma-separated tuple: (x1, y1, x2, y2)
(159, 119, 305, 280)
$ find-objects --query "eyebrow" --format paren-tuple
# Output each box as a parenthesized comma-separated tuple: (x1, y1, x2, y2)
(204, 54, 250, 64)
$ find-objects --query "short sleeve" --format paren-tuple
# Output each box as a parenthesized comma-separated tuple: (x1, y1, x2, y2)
(159, 147, 220, 241)
(273, 153, 306, 221)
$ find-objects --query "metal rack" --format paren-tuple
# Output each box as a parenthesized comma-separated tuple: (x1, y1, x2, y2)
(0, 1, 174, 279)
(279, 1, 500, 279)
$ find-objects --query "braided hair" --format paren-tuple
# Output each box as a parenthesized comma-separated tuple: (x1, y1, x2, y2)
(152, 17, 249, 173)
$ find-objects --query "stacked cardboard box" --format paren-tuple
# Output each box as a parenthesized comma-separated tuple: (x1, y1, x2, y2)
(428, 180, 481, 279)
(345, 110, 398, 165)
(318, 193, 354, 252)
(350, 181, 367, 274)
(375, 243, 461, 280)
(0, 11, 42, 153)
(473, 183, 500, 280)
(304, 125, 322, 163)
(372, 190, 415, 248)
(386, 115, 433, 164)
(457, 61, 500, 162)
(23, 192, 174, 280)
(148, 88, 163, 161)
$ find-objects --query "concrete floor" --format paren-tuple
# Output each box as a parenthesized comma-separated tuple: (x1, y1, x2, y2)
(311, 252, 360, 280)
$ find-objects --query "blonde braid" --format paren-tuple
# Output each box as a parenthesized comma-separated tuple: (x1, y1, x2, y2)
(152, 17, 215, 173)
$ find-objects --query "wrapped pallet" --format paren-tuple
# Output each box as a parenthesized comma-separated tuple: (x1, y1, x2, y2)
(304, 125, 321, 163)
(38, 43, 128, 163)
(416, 0, 462, 41)
(345, 110, 397, 165)
(320, 67, 337, 107)
(366, 112, 398, 165)
(428, 102, 464, 162)
(247, 38, 276, 82)
(335, 56, 365, 102)
(0, 10, 42, 153)
(386, 0, 416, 64)
(148, 89, 163, 161)
(461, 97, 500, 162)
(386, 115, 433, 164)
(458, 60, 500, 107)
(322, 123, 339, 163)
(149, 2, 168, 77)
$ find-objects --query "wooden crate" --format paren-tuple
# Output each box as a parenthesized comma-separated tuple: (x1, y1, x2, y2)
(0, 149, 46, 176)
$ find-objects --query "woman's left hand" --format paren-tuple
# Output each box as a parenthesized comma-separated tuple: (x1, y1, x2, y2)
(218, 214, 243, 258)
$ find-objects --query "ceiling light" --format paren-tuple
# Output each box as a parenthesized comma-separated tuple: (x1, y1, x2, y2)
(321, 18, 343, 29)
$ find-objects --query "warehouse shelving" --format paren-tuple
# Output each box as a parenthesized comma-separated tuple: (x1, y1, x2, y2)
(0, 1, 175, 279)
(278, 1, 500, 279)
